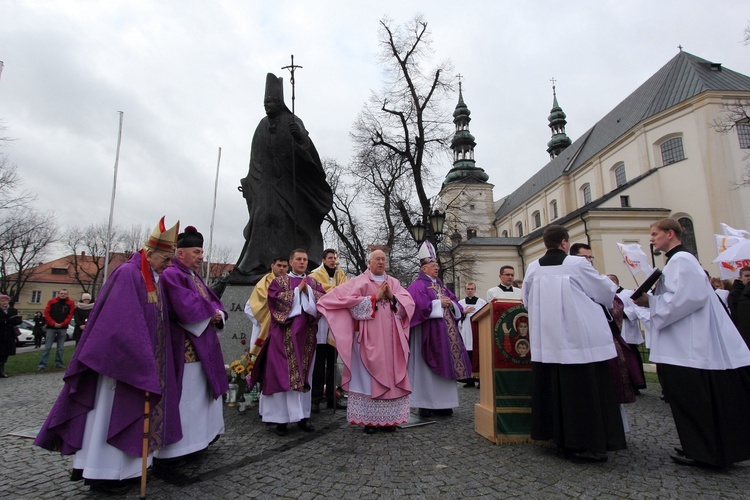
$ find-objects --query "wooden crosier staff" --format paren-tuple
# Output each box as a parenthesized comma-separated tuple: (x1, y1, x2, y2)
(140, 391, 151, 499)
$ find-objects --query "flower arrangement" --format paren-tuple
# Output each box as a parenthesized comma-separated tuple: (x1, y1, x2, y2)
(226, 349, 255, 403)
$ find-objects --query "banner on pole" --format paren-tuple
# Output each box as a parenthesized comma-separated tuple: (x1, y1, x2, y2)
(616, 243, 653, 278)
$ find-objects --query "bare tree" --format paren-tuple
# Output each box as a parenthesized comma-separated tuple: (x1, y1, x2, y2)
(744, 20, 750, 46)
(712, 99, 750, 186)
(120, 224, 150, 257)
(352, 15, 454, 247)
(0, 128, 57, 300)
(64, 223, 118, 299)
(0, 209, 57, 300)
(203, 244, 234, 286)
(322, 158, 370, 275)
(323, 16, 454, 282)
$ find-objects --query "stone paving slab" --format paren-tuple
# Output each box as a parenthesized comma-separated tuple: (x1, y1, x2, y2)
(1, 372, 749, 499)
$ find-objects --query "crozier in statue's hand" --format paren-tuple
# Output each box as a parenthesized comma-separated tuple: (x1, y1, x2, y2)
(289, 122, 302, 140)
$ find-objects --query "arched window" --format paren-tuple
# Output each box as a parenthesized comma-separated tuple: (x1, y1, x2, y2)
(614, 163, 627, 187)
(678, 217, 698, 258)
(532, 210, 541, 229)
(549, 200, 558, 220)
(738, 123, 750, 149)
(660, 137, 685, 165)
(501, 230, 508, 238)
(582, 183, 592, 205)
(516, 221, 524, 237)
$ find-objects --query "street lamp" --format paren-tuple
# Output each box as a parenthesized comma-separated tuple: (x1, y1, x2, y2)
(408, 209, 446, 244)
(649, 243, 661, 268)
(409, 218, 426, 244)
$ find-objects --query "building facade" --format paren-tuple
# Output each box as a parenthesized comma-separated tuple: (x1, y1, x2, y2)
(442, 51, 750, 297)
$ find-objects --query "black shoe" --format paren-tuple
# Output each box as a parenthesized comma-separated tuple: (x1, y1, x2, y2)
(433, 408, 454, 416)
(153, 456, 186, 469)
(418, 408, 433, 418)
(311, 402, 320, 414)
(670, 453, 699, 466)
(674, 447, 685, 456)
(297, 419, 315, 432)
(275, 423, 288, 436)
(0, 373, 8, 378)
(364, 426, 378, 434)
(463, 380, 475, 388)
(570, 450, 608, 463)
(380, 426, 396, 433)
(89, 480, 132, 495)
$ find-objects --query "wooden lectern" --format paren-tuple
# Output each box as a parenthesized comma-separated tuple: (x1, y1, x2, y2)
(473, 299, 533, 444)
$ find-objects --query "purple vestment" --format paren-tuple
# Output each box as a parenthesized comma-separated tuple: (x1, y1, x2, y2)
(249, 274, 324, 395)
(34, 252, 181, 457)
(161, 259, 229, 399)
(408, 270, 471, 380)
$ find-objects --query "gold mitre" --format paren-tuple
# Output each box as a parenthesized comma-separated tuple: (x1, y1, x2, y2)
(143, 216, 179, 252)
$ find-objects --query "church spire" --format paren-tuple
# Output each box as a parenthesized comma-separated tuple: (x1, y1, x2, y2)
(546, 79, 572, 159)
(443, 79, 489, 185)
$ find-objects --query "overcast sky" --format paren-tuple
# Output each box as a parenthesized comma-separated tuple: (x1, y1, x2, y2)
(1, 1, 748, 263)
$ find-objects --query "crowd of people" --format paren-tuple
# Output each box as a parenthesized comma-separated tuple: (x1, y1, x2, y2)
(29, 215, 750, 495)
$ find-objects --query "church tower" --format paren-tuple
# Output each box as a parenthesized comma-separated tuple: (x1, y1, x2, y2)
(546, 80, 572, 158)
(439, 80, 495, 243)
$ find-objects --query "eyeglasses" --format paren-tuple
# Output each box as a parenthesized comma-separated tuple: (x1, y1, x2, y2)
(583, 255, 595, 261)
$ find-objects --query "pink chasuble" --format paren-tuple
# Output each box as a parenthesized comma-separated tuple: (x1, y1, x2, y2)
(317, 270, 415, 400)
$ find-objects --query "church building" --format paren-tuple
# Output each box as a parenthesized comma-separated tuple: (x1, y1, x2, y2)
(440, 50, 750, 296)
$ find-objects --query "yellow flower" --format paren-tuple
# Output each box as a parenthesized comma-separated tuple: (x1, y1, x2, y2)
(234, 364, 245, 374)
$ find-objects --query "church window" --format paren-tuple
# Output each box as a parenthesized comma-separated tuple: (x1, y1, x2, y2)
(550, 200, 558, 220)
(620, 195, 630, 207)
(615, 163, 627, 187)
(532, 210, 541, 228)
(582, 183, 592, 204)
(502, 230, 508, 238)
(738, 123, 750, 149)
(678, 217, 698, 258)
(516, 221, 524, 237)
(467, 228, 477, 239)
(660, 137, 685, 165)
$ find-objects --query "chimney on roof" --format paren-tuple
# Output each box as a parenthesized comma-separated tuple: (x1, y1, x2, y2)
(710, 62, 722, 72)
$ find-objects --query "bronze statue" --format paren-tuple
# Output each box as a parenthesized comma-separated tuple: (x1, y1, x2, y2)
(229, 73, 333, 285)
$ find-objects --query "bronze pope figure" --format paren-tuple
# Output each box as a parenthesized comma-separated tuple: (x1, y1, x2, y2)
(230, 73, 333, 285)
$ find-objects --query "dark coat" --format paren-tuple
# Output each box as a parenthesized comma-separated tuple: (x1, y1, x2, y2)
(0, 307, 22, 358)
(733, 282, 750, 349)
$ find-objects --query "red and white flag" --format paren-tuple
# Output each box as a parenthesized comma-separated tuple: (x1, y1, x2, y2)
(616, 243, 653, 278)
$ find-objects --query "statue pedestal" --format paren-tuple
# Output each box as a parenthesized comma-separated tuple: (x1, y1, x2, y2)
(219, 284, 255, 365)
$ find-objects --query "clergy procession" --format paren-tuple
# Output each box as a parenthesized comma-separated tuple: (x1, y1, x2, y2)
(18, 60, 750, 497)
(28, 216, 750, 496)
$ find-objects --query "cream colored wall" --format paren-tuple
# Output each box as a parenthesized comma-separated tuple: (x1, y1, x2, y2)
(441, 182, 496, 239)
(448, 245, 522, 300)
(15, 283, 88, 319)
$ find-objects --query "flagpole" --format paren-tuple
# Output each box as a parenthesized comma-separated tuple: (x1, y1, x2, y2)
(103, 111, 124, 285)
(205, 147, 222, 281)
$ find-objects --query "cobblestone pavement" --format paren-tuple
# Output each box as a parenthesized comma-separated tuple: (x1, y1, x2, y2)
(2, 372, 749, 499)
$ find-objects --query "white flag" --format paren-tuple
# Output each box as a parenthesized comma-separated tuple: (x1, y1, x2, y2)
(714, 234, 750, 280)
(720, 223, 750, 238)
(616, 243, 654, 278)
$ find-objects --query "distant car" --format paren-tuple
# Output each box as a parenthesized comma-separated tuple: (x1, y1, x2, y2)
(23, 318, 74, 343)
(15, 327, 35, 347)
